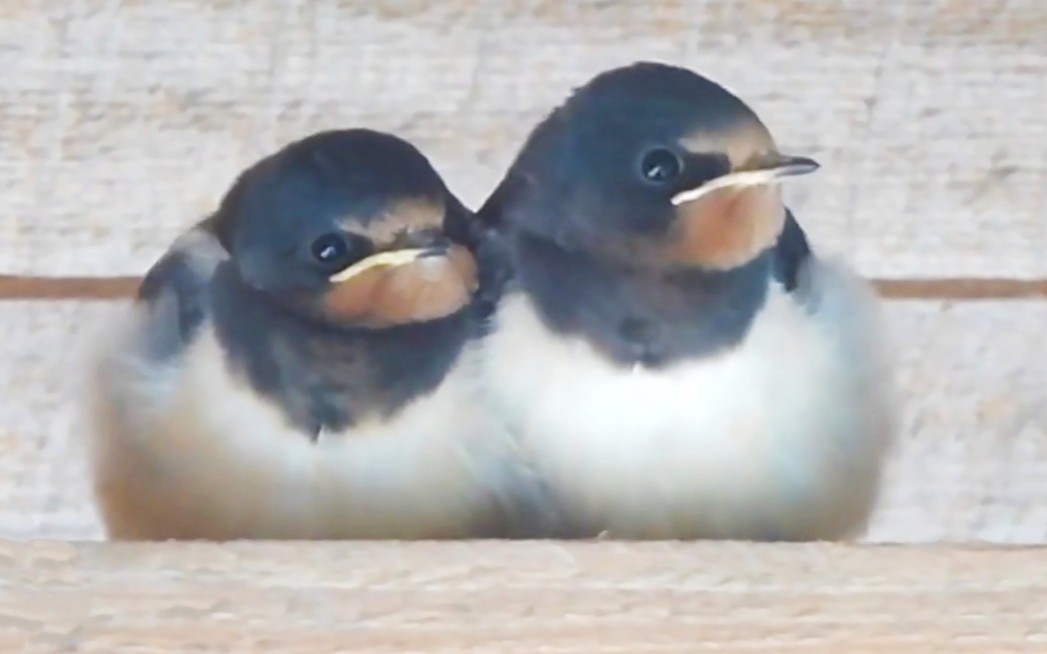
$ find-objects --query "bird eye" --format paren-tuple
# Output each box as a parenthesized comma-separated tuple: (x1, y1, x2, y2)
(639, 148, 683, 184)
(310, 232, 355, 267)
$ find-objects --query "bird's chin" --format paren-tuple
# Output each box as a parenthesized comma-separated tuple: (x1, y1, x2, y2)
(661, 184, 787, 271)
(317, 244, 479, 330)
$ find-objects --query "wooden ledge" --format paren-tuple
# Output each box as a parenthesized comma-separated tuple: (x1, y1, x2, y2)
(5, 541, 1047, 652)
(2, 275, 1047, 300)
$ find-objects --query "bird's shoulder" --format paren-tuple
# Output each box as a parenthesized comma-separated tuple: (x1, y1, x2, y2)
(771, 207, 813, 295)
(133, 216, 228, 362)
(452, 185, 514, 329)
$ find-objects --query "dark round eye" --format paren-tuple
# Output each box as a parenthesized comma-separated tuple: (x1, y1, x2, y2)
(639, 148, 683, 184)
(310, 232, 353, 267)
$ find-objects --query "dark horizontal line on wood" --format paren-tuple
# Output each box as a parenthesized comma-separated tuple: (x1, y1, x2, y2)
(0, 276, 140, 299)
(875, 279, 1047, 299)
(0, 276, 1046, 301)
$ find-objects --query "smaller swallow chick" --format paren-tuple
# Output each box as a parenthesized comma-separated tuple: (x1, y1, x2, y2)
(476, 62, 897, 541)
(86, 129, 524, 540)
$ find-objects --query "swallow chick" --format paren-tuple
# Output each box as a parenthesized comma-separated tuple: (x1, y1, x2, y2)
(475, 62, 898, 541)
(86, 128, 531, 540)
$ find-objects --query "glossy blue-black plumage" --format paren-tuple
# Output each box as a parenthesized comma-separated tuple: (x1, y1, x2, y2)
(212, 129, 453, 294)
(476, 62, 813, 367)
(133, 129, 485, 437)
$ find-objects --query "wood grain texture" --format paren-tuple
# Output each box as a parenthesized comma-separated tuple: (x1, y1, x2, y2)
(5, 540, 1047, 652)
(3, 275, 1047, 300)
(0, 299, 1044, 543)
(0, 0, 1043, 278)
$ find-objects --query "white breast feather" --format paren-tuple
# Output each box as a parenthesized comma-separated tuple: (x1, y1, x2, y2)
(478, 256, 897, 540)
(86, 307, 520, 540)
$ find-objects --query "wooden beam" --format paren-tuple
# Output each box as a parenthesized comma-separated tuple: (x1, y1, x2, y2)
(0, 276, 139, 300)
(876, 278, 1047, 300)
(1, 275, 1046, 301)
(5, 1, 1047, 281)
(6, 540, 1047, 652)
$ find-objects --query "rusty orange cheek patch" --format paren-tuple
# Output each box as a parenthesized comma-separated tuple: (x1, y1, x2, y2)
(322, 245, 479, 328)
(662, 185, 785, 271)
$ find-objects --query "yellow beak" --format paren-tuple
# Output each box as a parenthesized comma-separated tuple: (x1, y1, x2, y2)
(328, 248, 430, 283)
(671, 155, 819, 207)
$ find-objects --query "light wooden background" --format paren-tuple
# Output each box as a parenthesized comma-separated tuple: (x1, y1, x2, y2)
(0, 1, 1045, 546)
(6, 540, 1047, 652)
(2, 1, 1046, 650)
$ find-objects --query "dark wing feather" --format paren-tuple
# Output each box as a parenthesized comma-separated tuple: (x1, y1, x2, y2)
(133, 218, 228, 363)
(466, 176, 529, 328)
(772, 208, 812, 293)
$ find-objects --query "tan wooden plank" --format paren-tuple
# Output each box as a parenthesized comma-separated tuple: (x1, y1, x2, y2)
(869, 300, 1047, 543)
(4, 540, 1047, 652)
(0, 0, 1043, 278)
(3, 275, 1047, 301)
(0, 298, 1044, 543)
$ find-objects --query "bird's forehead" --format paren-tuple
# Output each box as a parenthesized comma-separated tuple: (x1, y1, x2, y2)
(678, 120, 777, 170)
(336, 196, 446, 243)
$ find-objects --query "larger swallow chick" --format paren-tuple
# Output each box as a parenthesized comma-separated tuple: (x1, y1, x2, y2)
(476, 62, 897, 541)
(87, 129, 533, 540)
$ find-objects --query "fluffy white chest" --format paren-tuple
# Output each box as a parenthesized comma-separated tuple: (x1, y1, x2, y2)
(479, 261, 893, 539)
(89, 318, 517, 540)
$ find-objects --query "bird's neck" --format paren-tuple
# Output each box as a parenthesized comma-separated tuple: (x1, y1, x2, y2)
(210, 263, 471, 437)
(507, 231, 774, 368)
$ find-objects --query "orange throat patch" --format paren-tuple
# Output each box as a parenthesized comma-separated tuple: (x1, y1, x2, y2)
(321, 245, 479, 328)
(663, 184, 786, 271)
